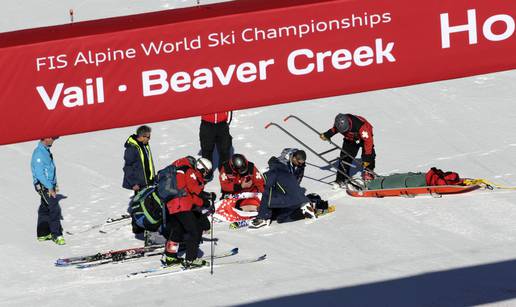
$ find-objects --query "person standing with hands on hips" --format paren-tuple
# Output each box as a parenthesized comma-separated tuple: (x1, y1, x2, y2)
(31, 136, 65, 245)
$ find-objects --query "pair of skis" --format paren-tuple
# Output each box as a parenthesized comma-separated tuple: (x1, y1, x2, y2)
(55, 244, 164, 267)
(127, 248, 267, 278)
(265, 115, 372, 189)
(56, 245, 266, 278)
(56, 235, 219, 268)
(65, 214, 131, 235)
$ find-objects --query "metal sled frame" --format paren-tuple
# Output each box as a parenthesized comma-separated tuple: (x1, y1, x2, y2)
(264, 121, 363, 189)
(284, 115, 378, 177)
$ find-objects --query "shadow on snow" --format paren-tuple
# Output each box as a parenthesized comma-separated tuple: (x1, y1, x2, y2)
(237, 258, 516, 307)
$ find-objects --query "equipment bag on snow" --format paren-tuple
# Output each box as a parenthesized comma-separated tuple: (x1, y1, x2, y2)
(366, 172, 427, 190)
(155, 164, 186, 202)
(130, 186, 164, 232)
(425, 167, 463, 186)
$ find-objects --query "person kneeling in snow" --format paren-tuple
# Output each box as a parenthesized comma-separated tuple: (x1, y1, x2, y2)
(277, 148, 306, 184)
(219, 154, 264, 212)
(162, 156, 215, 268)
(249, 156, 316, 229)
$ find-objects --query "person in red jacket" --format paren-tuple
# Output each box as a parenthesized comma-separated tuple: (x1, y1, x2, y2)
(199, 111, 233, 177)
(320, 113, 376, 185)
(163, 156, 216, 269)
(219, 154, 265, 212)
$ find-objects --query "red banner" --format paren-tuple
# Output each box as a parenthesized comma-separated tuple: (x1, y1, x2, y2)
(0, 0, 514, 145)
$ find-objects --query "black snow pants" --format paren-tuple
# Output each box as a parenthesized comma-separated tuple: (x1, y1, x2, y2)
(199, 120, 232, 168)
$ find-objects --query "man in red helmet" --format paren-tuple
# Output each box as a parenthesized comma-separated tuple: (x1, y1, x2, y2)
(218, 153, 264, 212)
(320, 113, 376, 186)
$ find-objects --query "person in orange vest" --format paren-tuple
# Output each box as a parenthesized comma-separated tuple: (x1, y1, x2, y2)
(199, 112, 232, 179)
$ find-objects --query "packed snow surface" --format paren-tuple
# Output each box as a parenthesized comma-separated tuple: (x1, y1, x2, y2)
(1, 1, 516, 306)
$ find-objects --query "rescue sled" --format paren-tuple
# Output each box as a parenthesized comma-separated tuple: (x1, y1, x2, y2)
(347, 184, 481, 198)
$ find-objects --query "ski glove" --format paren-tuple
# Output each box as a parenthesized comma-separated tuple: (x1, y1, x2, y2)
(201, 197, 215, 214)
(362, 172, 374, 181)
(319, 133, 328, 141)
(200, 191, 216, 202)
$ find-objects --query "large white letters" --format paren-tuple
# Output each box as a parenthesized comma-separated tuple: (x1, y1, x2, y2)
(441, 9, 515, 48)
(287, 39, 395, 75)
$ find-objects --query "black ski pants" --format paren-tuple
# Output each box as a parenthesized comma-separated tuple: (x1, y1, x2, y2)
(164, 211, 210, 261)
(36, 189, 63, 238)
(336, 140, 376, 182)
(199, 120, 232, 168)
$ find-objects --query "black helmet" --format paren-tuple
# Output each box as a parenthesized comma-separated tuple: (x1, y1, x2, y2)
(185, 156, 197, 167)
(230, 154, 248, 175)
(334, 113, 350, 133)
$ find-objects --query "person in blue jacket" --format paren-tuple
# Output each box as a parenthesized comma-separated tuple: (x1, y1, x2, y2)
(123, 125, 156, 235)
(249, 156, 315, 229)
(31, 137, 65, 245)
(123, 125, 156, 195)
(277, 148, 306, 184)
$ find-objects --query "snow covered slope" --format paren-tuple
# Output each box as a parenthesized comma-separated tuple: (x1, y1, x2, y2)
(1, 1, 516, 306)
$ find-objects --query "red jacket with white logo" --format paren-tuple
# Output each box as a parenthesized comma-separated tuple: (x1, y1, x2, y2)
(165, 159, 205, 215)
(323, 114, 375, 163)
(219, 161, 264, 196)
(201, 112, 229, 124)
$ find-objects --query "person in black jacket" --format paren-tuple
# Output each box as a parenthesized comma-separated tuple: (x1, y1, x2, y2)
(123, 125, 156, 194)
(277, 148, 306, 184)
(123, 125, 156, 235)
(249, 156, 315, 229)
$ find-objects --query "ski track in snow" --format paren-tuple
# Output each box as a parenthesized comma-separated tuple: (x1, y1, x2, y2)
(1, 1, 516, 306)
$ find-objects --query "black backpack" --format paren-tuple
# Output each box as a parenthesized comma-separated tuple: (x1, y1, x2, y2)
(155, 164, 187, 202)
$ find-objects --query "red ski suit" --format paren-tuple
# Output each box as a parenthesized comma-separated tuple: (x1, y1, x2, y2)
(219, 161, 264, 207)
(324, 114, 375, 163)
(165, 158, 205, 215)
(201, 112, 229, 124)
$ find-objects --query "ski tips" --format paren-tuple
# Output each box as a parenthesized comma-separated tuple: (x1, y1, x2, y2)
(264, 122, 272, 129)
(55, 259, 69, 267)
(258, 254, 267, 261)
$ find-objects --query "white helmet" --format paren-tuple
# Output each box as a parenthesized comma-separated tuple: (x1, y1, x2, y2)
(196, 158, 213, 178)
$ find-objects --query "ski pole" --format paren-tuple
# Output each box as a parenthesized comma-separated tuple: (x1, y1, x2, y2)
(210, 213, 214, 275)
(284, 115, 378, 177)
